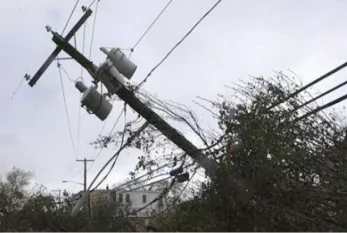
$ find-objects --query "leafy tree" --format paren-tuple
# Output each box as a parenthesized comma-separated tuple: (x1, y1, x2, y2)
(153, 73, 347, 231)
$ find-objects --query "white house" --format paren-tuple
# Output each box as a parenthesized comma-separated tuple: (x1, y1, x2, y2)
(115, 190, 165, 217)
(88, 188, 166, 218)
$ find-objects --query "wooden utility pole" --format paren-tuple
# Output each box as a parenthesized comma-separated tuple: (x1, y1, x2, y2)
(25, 5, 217, 178)
(50, 32, 217, 178)
(52, 189, 62, 209)
(76, 158, 94, 229)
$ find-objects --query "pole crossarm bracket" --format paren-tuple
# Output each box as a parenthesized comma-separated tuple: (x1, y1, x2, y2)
(27, 8, 93, 87)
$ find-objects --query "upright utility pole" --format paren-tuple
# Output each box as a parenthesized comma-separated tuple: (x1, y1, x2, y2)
(76, 158, 94, 192)
(52, 189, 61, 209)
(76, 158, 94, 230)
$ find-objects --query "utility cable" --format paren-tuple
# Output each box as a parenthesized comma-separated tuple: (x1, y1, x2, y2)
(90, 110, 127, 191)
(135, 0, 223, 89)
(116, 161, 194, 192)
(60, 65, 76, 83)
(127, 178, 175, 217)
(114, 161, 176, 190)
(290, 80, 347, 114)
(88, 121, 150, 191)
(150, 166, 198, 219)
(58, 63, 77, 158)
(88, 0, 99, 9)
(10, 76, 27, 100)
(130, 0, 174, 57)
(61, 0, 80, 35)
(267, 61, 347, 111)
(293, 92, 347, 123)
(76, 19, 87, 158)
(87, 106, 126, 173)
(88, 0, 100, 59)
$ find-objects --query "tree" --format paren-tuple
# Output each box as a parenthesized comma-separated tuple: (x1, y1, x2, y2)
(152, 73, 347, 231)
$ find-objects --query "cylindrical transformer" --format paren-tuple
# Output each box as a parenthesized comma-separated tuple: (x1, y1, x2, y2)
(81, 86, 113, 121)
(108, 48, 137, 79)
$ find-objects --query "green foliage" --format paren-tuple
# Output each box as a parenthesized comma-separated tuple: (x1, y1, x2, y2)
(0, 168, 137, 231)
(154, 73, 347, 231)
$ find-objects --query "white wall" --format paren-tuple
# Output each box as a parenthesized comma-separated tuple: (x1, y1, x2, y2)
(118, 190, 165, 217)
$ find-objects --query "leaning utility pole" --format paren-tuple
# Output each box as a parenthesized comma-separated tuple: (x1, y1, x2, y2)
(25, 6, 217, 178)
(76, 158, 94, 228)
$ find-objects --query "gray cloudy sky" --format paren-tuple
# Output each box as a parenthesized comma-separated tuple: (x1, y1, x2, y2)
(1, 0, 347, 193)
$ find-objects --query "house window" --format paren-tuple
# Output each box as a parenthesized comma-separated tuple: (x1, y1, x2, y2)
(126, 194, 130, 203)
(142, 194, 147, 203)
(118, 193, 123, 203)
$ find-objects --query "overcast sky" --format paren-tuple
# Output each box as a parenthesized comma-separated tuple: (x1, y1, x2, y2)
(1, 0, 347, 194)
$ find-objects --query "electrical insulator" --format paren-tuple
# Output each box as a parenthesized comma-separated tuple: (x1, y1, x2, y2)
(169, 167, 183, 177)
(176, 172, 189, 183)
(75, 81, 113, 121)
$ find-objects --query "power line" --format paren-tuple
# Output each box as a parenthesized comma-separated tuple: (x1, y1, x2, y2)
(59, 65, 76, 82)
(267, 61, 347, 111)
(88, 121, 150, 191)
(150, 166, 198, 219)
(293, 92, 347, 123)
(87, 106, 126, 172)
(290, 80, 347, 114)
(90, 110, 127, 191)
(130, 0, 173, 57)
(114, 161, 176, 190)
(127, 178, 175, 217)
(135, 0, 223, 89)
(61, 0, 80, 35)
(10, 76, 27, 100)
(58, 63, 77, 158)
(88, 0, 98, 9)
(88, 0, 100, 59)
(117, 161, 194, 192)
(76, 13, 87, 158)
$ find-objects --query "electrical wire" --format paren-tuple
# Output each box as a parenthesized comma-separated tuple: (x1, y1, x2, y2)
(127, 178, 175, 217)
(88, 121, 150, 191)
(130, 0, 174, 57)
(117, 161, 194, 192)
(293, 92, 347, 123)
(135, 0, 223, 89)
(117, 155, 191, 219)
(90, 111, 127, 191)
(88, 0, 100, 59)
(61, 0, 80, 35)
(88, 0, 98, 9)
(289, 80, 347, 114)
(58, 63, 77, 158)
(267, 61, 347, 111)
(114, 161, 176, 190)
(150, 166, 199, 219)
(10, 77, 26, 100)
(60, 65, 76, 83)
(87, 106, 126, 173)
(76, 20, 87, 158)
